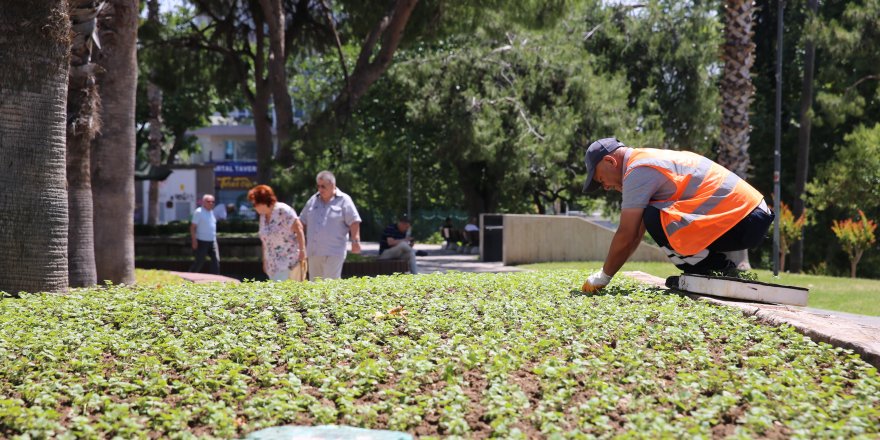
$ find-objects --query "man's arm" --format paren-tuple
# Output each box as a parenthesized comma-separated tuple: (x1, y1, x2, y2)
(602, 208, 646, 276)
(386, 234, 411, 247)
(583, 208, 646, 293)
(190, 221, 198, 250)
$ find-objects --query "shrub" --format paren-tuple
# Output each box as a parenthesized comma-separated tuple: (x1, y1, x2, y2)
(778, 202, 806, 272)
(1, 272, 879, 437)
(831, 210, 877, 278)
(135, 220, 259, 236)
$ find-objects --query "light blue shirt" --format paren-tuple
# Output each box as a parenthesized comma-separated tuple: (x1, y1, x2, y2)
(300, 189, 361, 257)
(191, 207, 217, 241)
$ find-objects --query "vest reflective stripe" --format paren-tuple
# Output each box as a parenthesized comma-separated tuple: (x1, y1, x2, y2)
(625, 148, 764, 256)
(665, 170, 741, 236)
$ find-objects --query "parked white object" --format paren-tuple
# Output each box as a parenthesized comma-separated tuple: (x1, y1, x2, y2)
(674, 274, 809, 306)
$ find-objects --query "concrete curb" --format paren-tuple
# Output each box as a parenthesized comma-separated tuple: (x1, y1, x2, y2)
(623, 271, 880, 370)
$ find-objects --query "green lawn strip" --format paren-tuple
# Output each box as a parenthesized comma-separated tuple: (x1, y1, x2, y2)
(0, 271, 878, 438)
(521, 261, 880, 316)
(134, 269, 188, 286)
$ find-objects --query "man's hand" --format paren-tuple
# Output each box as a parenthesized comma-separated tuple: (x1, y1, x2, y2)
(582, 270, 612, 293)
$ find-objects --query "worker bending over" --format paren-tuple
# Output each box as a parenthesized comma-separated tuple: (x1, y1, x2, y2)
(580, 138, 774, 293)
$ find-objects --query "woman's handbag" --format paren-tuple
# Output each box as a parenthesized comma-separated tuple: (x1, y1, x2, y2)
(291, 258, 308, 282)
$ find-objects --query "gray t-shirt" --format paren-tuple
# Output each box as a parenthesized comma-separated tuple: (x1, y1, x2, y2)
(621, 150, 677, 210)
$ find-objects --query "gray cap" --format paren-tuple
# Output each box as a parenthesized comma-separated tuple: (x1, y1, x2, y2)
(583, 137, 624, 192)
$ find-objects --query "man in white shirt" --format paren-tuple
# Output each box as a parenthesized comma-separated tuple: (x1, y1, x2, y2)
(300, 171, 362, 280)
(189, 194, 220, 274)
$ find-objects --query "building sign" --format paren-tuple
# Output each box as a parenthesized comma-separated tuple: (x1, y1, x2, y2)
(214, 161, 257, 189)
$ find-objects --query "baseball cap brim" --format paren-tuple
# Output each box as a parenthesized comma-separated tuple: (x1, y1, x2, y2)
(583, 170, 601, 193)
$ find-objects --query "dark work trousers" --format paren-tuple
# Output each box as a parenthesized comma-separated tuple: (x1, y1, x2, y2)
(189, 239, 220, 274)
(643, 205, 774, 275)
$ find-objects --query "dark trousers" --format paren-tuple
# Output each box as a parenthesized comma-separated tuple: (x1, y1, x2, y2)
(189, 239, 220, 274)
(644, 204, 774, 274)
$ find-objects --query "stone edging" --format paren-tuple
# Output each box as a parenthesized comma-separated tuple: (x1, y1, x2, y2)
(622, 271, 880, 370)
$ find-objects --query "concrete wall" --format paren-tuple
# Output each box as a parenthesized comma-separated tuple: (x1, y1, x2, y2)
(498, 214, 668, 265)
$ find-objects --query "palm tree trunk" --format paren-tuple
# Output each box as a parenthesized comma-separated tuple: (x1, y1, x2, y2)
(718, 0, 756, 270)
(718, 0, 756, 179)
(790, 0, 819, 273)
(92, 0, 138, 285)
(67, 0, 103, 287)
(0, 0, 71, 293)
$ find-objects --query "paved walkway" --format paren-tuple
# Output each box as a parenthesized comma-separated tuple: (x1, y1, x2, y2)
(170, 242, 523, 284)
(360, 242, 525, 274)
(169, 271, 241, 284)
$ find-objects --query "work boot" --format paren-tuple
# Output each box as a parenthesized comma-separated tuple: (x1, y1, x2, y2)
(665, 275, 680, 289)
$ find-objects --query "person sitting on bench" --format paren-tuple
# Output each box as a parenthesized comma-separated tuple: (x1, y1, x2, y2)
(378, 215, 420, 274)
(460, 218, 480, 253)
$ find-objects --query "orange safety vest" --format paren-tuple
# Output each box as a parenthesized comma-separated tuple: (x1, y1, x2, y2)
(625, 148, 764, 256)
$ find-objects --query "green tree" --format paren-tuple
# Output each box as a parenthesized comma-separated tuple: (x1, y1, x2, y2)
(136, 3, 238, 167)
(583, 0, 722, 152)
(749, 0, 880, 274)
(789, 0, 819, 273)
(831, 210, 877, 278)
(806, 124, 880, 215)
(391, 17, 663, 216)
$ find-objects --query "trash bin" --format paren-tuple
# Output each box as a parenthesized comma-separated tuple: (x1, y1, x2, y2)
(482, 214, 503, 262)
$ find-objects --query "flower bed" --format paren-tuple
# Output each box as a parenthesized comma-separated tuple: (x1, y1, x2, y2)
(1, 271, 878, 438)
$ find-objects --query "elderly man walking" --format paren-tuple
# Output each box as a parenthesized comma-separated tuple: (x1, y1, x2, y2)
(580, 138, 774, 293)
(300, 171, 362, 280)
(189, 194, 220, 274)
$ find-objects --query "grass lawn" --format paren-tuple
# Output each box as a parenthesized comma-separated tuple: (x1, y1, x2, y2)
(519, 261, 880, 316)
(1, 271, 878, 438)
(134, 268, 187, 286)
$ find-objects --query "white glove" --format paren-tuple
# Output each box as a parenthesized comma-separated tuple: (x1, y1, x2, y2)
(582, 270, 612, 293)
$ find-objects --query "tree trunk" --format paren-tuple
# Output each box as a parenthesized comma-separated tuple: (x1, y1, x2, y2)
(258, 0, 294, 165)
(779, 249, 786, 273)
(851, 250, 862, 278)
(0, 0, 70, 293)
(252, 14, 274, 184)
(790, 0, 818, 273)
(166, 126, 188, 165)
(717, 0, 756, 179)
(718, 0, 756, 269)
(67, 0, 103, 287)
(147, 0, 164, 226)
(92, 0, 138, 285)
(147, 82, 163, 226)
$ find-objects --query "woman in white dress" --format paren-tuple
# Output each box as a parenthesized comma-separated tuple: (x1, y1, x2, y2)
(248, 185, 307, 281)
